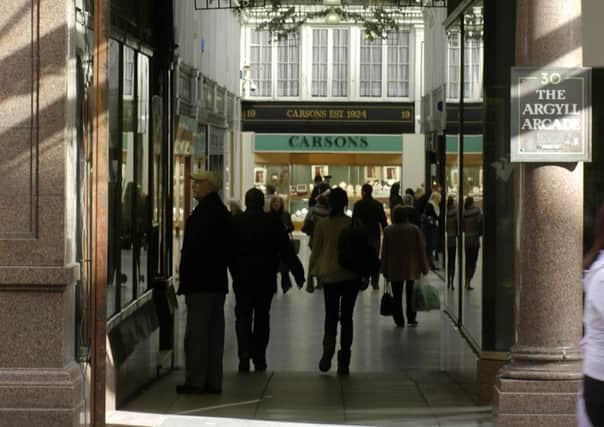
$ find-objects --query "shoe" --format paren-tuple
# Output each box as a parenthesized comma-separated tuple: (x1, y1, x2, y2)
(395, 322, 405, 328)
(238, 358, 250, 373)
(408, 321, 418, 327)
(254, 359, 267, 372)
(319, 339, 335, 373)
(176, 384, 205, 394)
(319, 355, 331, 372)
(337, 350, 350, 376)
(282, 283, 292, 294)
(306, 280, 315, 293)
(205, 386, 222, 394)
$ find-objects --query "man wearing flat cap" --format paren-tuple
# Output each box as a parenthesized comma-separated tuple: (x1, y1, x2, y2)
(177, 170, 232, 394)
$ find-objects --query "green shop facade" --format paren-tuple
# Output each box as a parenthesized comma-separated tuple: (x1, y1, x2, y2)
(242, 102, 416, 225)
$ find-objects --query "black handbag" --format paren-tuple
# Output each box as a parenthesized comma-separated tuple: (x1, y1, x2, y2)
(379, 282, 394, 316)
(290, 236, 301, 255)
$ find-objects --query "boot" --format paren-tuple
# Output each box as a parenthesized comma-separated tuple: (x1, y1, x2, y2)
(337, 349, 351, 376)
(319, 336, 336, 372)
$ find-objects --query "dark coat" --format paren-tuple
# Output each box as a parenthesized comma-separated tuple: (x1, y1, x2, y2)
(389, 194, 403, 210)
(446, 207, 458, 247)
(463, 206, 483, 249)
(178, 192, 232, 295)
(231, 207, 304, 293)
(381, 222, 429, 281)
(272, 210, 294, 234)
(399, 205, 421, 229)
(423, 202, 440, 229)
(352, 196, 388, 240)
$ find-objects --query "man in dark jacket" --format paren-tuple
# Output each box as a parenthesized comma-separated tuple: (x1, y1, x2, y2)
(352, 183, 388, 289)
(177, 171, 231, 395)
(231, 188, 305, 372)
(399, 194, 421, 228)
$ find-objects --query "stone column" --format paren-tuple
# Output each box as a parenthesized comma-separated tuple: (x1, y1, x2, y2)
(495, 0, 584, 425)
(0, 1, 85, 426)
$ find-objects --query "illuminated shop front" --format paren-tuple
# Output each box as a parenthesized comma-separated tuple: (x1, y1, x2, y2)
(241, 101, 423, 223)
(253, 133, 403, 225)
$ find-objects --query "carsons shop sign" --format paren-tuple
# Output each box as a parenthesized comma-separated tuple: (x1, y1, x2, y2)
(511, 67, 591, 162)
(254, 134, 402, 153)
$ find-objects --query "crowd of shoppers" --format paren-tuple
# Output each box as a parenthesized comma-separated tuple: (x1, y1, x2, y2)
(176, 175, 485, 394)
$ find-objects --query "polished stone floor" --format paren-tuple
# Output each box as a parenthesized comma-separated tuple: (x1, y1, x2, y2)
(117, 234, 493, 427)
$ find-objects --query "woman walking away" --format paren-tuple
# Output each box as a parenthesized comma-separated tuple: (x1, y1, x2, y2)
(269, 196, 295, 293)
(446, 196, 458, 289)
(463, 196, 482, 290)
(581, 202, 604, 426)
(389, 182, 403, 210)
(309, 188, 361, 375)
(303, 192, 330, 292)
(381, 205, 429, 328)
(422, 191, 441, 270)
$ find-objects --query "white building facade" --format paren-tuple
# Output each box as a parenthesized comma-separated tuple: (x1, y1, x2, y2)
(238, 9, 427, 221)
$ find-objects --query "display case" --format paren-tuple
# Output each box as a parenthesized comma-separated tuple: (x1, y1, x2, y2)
(255, 162, 400, 227)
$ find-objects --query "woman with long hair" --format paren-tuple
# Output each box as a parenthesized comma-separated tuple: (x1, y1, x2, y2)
(581, 202, 604, 426)
(268, 196, 295, 293)
(309, 188, 361, 375)
(422, 191, 441, 270)
(463, 196, 482, 290)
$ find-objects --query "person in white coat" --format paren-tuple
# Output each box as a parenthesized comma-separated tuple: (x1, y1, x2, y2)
(581, 202, 604, 426)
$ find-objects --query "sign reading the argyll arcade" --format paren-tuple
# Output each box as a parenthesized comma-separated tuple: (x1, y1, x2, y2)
(511, 67, 591, 162)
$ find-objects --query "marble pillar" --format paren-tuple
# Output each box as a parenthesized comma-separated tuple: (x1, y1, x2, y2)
(495, 0, 584, 425)
(0, 0, 85, 426)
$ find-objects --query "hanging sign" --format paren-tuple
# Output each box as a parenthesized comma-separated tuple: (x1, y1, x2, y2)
(511, 67, 591, 162)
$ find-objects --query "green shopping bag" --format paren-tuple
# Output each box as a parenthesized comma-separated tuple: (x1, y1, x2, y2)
(413, 276, 441, 311)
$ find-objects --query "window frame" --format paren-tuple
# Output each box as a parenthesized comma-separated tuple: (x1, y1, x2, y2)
(357, 28, 414, 101)
(447, 31, 483, 102)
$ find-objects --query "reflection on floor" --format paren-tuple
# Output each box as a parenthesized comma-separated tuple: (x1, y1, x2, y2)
(120, 232, 493, 426)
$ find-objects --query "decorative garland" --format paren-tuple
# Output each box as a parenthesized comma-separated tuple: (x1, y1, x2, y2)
(237, 3, 400, 41)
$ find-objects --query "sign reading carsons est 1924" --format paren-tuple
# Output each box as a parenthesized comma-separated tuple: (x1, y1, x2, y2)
(511, 67, 591, 162)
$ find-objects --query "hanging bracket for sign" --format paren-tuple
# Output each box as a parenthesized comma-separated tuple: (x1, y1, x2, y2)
(510, 67, 591, 162)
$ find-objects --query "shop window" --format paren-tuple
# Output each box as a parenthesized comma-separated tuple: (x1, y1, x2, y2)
(312, 29, 328, 97)
(447, 32, 483, 100)
(447, 32, 460, 100)
(107, 39, 121, 317)
(106, 39, 157, 318)
(208, 127, 225, 196)
(332, 29, 349, 97)
(277, 34, 299, 97)
(360, 36, 382, 97)
(250, 30, 272, 97)
(386, 31, 410, 97)
(120, 45, 136, 309)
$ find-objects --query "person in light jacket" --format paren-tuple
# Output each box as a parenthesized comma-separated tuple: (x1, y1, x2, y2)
(309, 188, 361, 375)
(581, 202, 604, 426)
(381, 205, 429, 328)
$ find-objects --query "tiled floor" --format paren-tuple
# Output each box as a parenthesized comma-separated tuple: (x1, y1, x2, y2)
(120, 234, 494, 427)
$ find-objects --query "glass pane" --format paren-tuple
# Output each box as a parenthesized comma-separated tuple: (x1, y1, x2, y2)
(445, 135, 460, 320)
(107, 39, 120, 318)
(461, 5, 484, 347)
(135, 53, 150, 298)
(208, 127, 225, 198)
(120, 46, 136, 308)
(312, 29, 328, 97)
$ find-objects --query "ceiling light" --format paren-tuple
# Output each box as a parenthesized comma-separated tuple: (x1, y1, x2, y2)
(325, 9, 340, 24)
